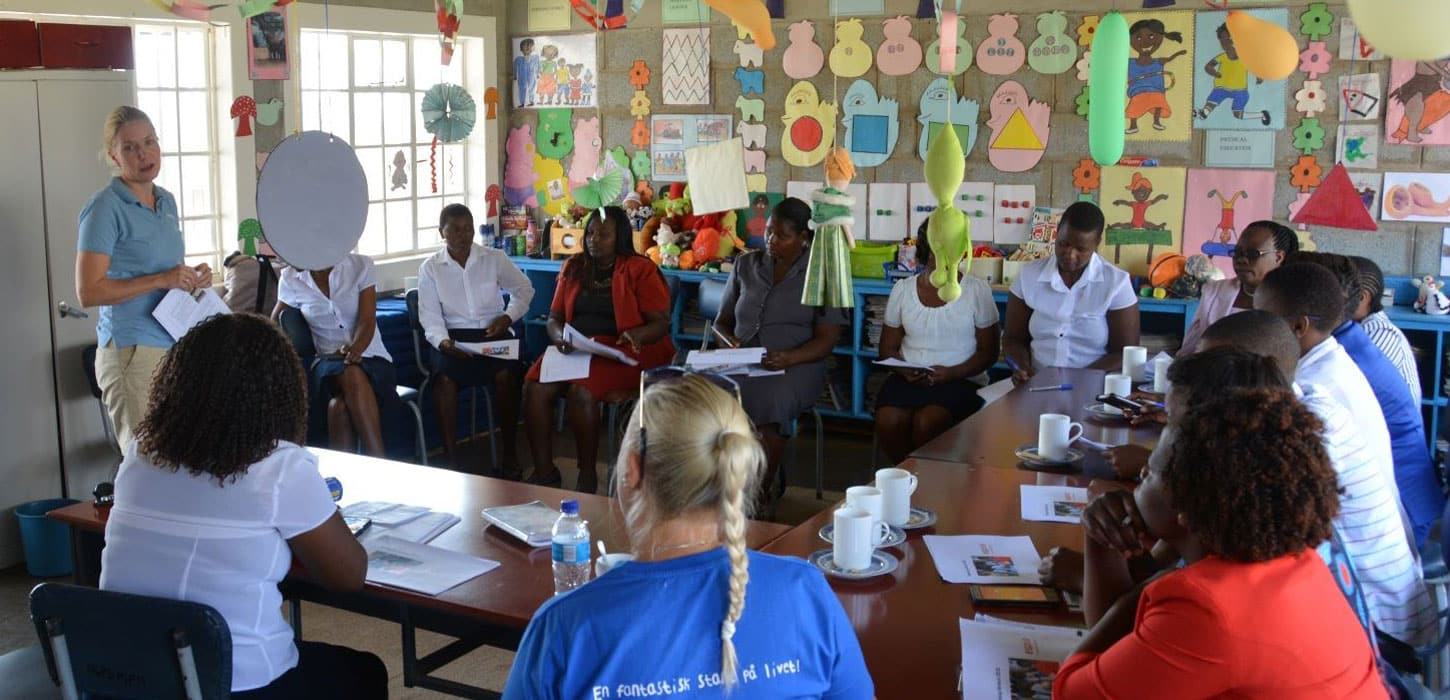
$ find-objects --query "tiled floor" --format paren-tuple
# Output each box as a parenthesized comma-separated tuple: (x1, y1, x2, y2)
(0, 423, 877, 697)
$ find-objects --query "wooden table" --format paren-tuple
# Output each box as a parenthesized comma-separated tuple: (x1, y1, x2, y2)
(763, 367, 1161, 700)
(49, 449, 790, 699)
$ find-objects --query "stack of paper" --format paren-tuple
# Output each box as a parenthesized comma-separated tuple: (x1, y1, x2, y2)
(480, 500, 560, 548)
(540, 323, 643, 382)
(873, 357, 933, 371)
(863, 295, 888, 350)
(683, 348, 783, 377)
(1019, 485, 1090, 524)
(455, 338, 519, 360)
(563, 324, 637, 365)
(959, 617, 1083, 699)
(923, 535, 1044, 585)
(344, 502, 460, 544)
(152, 288, 230, 341)
(363, 536, 499, 595)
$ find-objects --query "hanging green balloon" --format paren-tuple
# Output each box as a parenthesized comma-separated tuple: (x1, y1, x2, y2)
(1088, 11, 1129, 166)
(924, 123, 969, 302)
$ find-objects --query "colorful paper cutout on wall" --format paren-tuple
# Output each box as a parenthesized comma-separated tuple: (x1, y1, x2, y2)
(512, 34, 598, 109)
(1294, 80, 1327, 118)
(829, 18, 872, 78)
(1298, 2, 1333, 42)
(1029, 11, 1077, 75)
(976, 14, 1026, 75)
(504, 125, 539, 206)
(631, 150, 652, 182)
(733, 39, 764, 68)
(1122, 10, 1195, 142)
(483, 88, 499, 120)
(743, 147, 766, 173)
(1101, 165, 1187, 275)
(255, 97, 283, 126)
(1348, 171, 1381, 220)
(631, 118, 651, 148)
(842, 80, 899, 168)
(1183, 168, 1276, 275)
(567, 116, 601, 188)
(736, 95, 765, 122)
(662, 28, 711, 106)
(1294, 164, 1377, 230)
(704, 0, 776, 49)
(1338, 73, 1381, 121)
(877, 16, 923, 76)
(781, 81, 838, 168)
(916, 78, 979, 161)
(734, 67, 765, 96)
(1336, 123, 1378, 169)
(1298, 42, 1331, 80)
(1382, 172, 1450, 223)
(1191, 9, 1285, 131)
(1338, 17, 1381, 60)
(650, 114, 734, 182)
(230, 96, 255, 137)
(1073, 158, 1101, 195)
(737, 121, 766, 148)
(924, 12, 970, 76)
(391, 150, 410, 191)
(1078, 15, 1100, 47)
(630, 91, 653, 118)
(746, 173, 768, 192)
(629, 60, 651, 90)
(536, 108, 574, 160)
(533, 154, 571, 216)
(1289, 155, 1323, 192)
(1076, 51, 1092, 82)
(1293, 118, 1326, 153)
(1385, 60, 1450, 146)
(986, 80, 1049, 173)
(783, 21, 825, 79)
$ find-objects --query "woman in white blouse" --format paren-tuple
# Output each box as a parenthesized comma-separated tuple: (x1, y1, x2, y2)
(875, 222, 1001, 463)
(1003, 202, 1139, 382)
(274, 253, 392, 457)
(1177, 220, 1298, 355)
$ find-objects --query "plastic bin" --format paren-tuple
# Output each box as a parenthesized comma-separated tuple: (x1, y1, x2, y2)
(849, 242, 897, 279)
(16, 498, 79, 577)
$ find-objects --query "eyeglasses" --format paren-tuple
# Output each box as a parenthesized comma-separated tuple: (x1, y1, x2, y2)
(637, 366, 743, 474)
(1232, 246, 1278, 262)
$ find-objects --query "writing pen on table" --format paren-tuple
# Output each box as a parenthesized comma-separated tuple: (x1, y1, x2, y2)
(1027, 384, 1073, 392)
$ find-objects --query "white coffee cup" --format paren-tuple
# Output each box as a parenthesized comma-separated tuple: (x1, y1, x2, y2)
(845, 486, 888, 544)
(1122, 346, 1148, 382)
(1038, 413, 1084, 462)
(832, 506, 879, 572)
(595, 552, 635, 577)
(875, 467, 919, 527)
(1104, 373, 1132, 398)
(1152, 356, 1172, 393)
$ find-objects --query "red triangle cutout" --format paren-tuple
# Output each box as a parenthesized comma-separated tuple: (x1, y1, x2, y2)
(1291, 163, 1378, 232)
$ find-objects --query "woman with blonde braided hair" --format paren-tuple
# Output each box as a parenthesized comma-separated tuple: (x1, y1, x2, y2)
(503, 371, 873, 699)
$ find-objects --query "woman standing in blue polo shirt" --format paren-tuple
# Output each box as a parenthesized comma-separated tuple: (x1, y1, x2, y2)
(75, 106, 210, 453)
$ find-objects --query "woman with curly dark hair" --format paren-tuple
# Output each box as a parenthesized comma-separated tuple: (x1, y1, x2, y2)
(1054, 385, 1387, 699)
(99, 314, 387, 699)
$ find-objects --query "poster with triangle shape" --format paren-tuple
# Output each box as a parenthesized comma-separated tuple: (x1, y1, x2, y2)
(1291, 163, 1378, 232)
(991, 110, 1045, 150)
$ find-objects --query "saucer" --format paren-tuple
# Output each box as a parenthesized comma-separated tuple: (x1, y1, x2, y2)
(819, 524, 908, 548)
(1136, 382, 1161, 393)
(808, 548, 900, 580)
(1084, 403, 1126, 421)
(1015, 444, 1086, 467)
(902, 506, 937, 530)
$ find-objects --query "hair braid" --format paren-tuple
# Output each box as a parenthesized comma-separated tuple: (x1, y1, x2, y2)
(715, 430, 755, 692)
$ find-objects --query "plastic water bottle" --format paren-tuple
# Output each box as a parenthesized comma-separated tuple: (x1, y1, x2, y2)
(551, 499, 591, 594)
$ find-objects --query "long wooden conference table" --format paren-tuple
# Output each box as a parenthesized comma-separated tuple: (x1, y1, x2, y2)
(50, 366, 1157, 699)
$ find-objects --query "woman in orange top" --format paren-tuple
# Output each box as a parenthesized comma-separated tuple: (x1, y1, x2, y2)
(523, 206, 674, 493)
(1055, 384, 1388, 699)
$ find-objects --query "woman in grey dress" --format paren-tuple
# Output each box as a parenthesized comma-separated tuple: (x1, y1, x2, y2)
(714, 198, 848, 507)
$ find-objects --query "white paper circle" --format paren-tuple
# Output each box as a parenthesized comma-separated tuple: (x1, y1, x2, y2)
(257, 131, 368, 270)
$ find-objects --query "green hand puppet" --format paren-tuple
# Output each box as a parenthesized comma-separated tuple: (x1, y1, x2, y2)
(924, 120, 971, 301)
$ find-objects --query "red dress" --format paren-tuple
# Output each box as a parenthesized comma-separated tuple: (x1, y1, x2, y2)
(525, 254, 675, 398)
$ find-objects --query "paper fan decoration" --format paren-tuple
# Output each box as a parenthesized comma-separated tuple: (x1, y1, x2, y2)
(571, 156, 628, 211)
(421, 83, 477, 143)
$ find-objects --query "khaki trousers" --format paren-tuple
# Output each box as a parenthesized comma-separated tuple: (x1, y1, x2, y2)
(95, 343, 167, 454)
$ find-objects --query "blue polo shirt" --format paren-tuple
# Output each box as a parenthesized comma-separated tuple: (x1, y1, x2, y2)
(1335, 320, 1445, 548)
(77, 177, 185, 349)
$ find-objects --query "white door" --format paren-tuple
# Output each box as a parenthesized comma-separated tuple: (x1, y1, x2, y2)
(0, 80, 63, 566)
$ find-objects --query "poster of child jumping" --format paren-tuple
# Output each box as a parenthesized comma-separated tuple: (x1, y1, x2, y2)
(512, 34, 598, 109)
(1121, 11, 1195, 142)
(1192, 9, 1286, 131)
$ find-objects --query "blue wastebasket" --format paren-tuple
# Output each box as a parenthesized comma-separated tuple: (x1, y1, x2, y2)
(16, 498, 80, 577)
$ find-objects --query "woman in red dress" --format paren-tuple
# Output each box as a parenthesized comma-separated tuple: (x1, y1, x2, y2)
(523, 206, 674, 492)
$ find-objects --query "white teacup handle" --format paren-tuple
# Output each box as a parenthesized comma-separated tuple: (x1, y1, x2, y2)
(1067, 423, 1084, 444)
(874, 522, 892, 545)
(905, 474, 919, 494)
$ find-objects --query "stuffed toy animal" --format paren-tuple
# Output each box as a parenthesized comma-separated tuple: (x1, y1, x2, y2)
(1167, 253, 1220, 299)
(1413, 275, 1450, 315)
(655, 221, 681, 269)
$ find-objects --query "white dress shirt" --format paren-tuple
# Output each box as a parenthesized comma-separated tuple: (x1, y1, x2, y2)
(277, 253, 392, 361)
(1009, 253, 1137, 369)
(1178, 277, 1244, 356)
(884, 274, 999, 385)
(1296, 336, 1397, 504)
(416, 244, 534, 350)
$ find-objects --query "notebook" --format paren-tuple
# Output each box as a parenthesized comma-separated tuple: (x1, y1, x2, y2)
(480, 500, 560, 548)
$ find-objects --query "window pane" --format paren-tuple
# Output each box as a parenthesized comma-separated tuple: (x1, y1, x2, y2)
(183, 218, 215, 255)
(136, 90, 164, 131)
(412, 37, 462, 87)
(353, 39, 381, 87)
(177, 91, 210, 152)
(381, 40, 407, 87)
(352, 93, 382, 146)
(300, 32, 321, 89)
(384, 147, 413, 200)
(180, 155, 212, 216)
(176, 29, 208, 89)
(157, 155, 182, 215)
(135, 29, 161, 89)
(152, 92, 180, 154)
(318, 33, 349, 90)
(358, 203, 386, 255)
(416, 197, 444, 231)
(439, 143, 465, 196)
(413, 91, 431, 143)
(382, 91, 412, 146)
(386, 200, 413, 253)
(306, 90, 350, 143)
(356, 147, 384, 202)
(301, 90, 320, 132)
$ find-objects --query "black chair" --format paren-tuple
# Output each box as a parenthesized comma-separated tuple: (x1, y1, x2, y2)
(28, 582, 232, 699)
(403, 288, 499, 472)
(82, 344, 122, 461)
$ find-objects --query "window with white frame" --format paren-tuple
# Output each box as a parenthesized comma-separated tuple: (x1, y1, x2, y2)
(300, 29, 470, 259)
(133, 23, 224, 271)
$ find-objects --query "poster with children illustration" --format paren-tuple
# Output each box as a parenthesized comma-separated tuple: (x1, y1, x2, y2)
(1191, 9, 1285, 132)
(1385, 59, 1450, 146)
(1100, 165, 1187, 276)
(512, 34, 598, 109)
(1183, 169, 1277, 278)
(1121, 11, 1195, 142)
(649, 114, 733, 182)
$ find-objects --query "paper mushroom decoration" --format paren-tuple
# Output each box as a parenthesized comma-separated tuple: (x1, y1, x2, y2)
(1346, 0, 1450, 60)
(1087, 12, 1128, 166)
(1224, 10, 1299, 81)
(230, 96, 256, 138)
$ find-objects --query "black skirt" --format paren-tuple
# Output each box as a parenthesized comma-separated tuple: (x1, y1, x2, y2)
(430, 328, 521, 387)
(874, 373, 985, 422)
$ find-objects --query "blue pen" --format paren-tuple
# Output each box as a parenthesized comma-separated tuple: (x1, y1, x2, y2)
(1005, 357, 1021, 372)
(1028, 384, 1072, 392)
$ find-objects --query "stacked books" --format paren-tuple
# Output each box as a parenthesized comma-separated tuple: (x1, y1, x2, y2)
(342, 501, 460, 545)
(480, 500, 560, 548)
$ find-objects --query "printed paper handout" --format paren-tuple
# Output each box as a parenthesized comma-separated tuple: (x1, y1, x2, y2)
(152, 288, 230, 342)
(363, 536, 499, 596)
(563, 323, 638, 365)
(959, 617, 1084, 700)
(1020, 485, 1089, 524)
(923, 534, 1043, 585)
(455, 339, 520, 360)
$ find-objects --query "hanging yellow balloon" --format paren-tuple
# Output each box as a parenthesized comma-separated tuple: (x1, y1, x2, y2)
(1346, 0, 1450, 60)
(924, 124, 969, 302)
(703, 0, 776, 50)
(1224, 11, 1298, 81)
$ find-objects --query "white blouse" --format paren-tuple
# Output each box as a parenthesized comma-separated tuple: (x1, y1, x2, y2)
(884, 274, 999, 384)
(416, 244, 535, 350)
(1009, 254, 1137, 369)
(1178, 277, 1245, 356)
(278, 253, 392, 361)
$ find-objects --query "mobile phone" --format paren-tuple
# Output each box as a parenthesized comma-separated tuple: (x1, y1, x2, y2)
(968, 584, 1063, 608)
(343, 516, 371, 537)
(1096, 393, 1145, 413)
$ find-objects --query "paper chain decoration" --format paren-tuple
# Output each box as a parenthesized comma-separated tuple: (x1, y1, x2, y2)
(629, 60, 652, 150)
(734, 19, 767, 191)
(1287, 2, 1333, 217)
